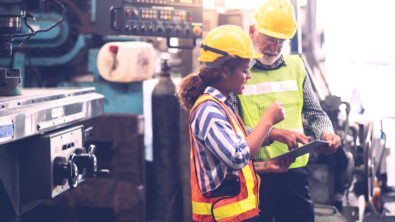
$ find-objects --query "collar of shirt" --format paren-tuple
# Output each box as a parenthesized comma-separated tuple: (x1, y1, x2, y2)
(250, 55, 286, 71)
(203, 86, 233, 105)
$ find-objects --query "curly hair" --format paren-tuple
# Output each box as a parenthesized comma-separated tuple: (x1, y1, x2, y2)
(178, 57, 248, 110)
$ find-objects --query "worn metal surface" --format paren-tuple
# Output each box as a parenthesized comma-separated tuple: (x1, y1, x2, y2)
(0, 87, 104, 145)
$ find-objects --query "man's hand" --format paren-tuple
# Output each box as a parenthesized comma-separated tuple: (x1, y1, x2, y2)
(270, 128, 311, 150)
(316, 132, 341, 154)
(254, 158, 295, 173)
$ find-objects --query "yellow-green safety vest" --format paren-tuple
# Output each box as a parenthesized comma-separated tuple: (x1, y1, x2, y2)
(238, 55, 307, 168)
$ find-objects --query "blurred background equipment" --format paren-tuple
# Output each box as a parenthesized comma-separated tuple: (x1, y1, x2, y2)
(0, 0, 202, 221)
(204, 0, 395, 221)
(96, 0, 203, 49)
(1, 0, 395, 221)
(151, 60, 182, 222)
(0, 68, 21, 96)
(97, 41, 155, 82)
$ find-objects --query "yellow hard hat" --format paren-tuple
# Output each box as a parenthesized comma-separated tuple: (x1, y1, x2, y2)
(199, 25, 262, 68)
(254, 0, 297, 40)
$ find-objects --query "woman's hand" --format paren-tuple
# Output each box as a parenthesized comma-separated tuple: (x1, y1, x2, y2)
(253, 157, 295, 173)
(247, 101, 285, 158)
(263, 101, 285, 126)
(270, 128, 311, 150)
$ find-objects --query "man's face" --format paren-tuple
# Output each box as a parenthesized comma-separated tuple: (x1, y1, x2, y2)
(250, 26, 286, 65)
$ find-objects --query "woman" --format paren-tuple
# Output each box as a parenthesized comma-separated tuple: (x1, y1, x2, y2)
(178, 25, 294, 222)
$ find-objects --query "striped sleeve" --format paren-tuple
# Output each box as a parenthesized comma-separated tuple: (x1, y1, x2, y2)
(193, 101, 250, 170)
(302, 74, 335, 139)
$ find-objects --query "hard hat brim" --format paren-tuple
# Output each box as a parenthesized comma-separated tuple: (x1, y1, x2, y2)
(242, 52, 263, 59)
(255, 22, 297, 40)
(255, 26, 296, 40)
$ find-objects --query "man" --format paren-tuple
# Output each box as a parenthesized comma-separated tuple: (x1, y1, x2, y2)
(235, 0, 341, 221)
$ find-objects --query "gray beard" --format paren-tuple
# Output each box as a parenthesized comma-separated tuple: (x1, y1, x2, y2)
(253, 55, 285, 70)
(257, 56, 278, 66)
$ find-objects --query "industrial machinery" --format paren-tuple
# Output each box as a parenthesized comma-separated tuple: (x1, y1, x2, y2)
(0, 0, 202, 221)
(0, 0, 108, 221)
(3, 0, 392, 221)
(0, 87, 105, 220)
(294, 0, 395, 221)
(0, 0, 202, 113)
(96, 0, 203, 49)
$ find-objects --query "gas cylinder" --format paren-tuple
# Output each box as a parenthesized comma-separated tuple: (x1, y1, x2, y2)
(151, 60, 182, 222)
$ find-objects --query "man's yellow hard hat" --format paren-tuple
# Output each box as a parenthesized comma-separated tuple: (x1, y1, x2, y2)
(254, 0, 297, 40)
(199, 25, 262, 68)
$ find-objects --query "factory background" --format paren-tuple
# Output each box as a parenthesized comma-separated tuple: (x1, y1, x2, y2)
(0, 0, 394, 221)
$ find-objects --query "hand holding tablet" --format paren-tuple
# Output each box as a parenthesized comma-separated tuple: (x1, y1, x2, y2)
(270, 140, 329, 161)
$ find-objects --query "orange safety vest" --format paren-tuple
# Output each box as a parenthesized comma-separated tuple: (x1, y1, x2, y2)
(189, 94, 260, 222)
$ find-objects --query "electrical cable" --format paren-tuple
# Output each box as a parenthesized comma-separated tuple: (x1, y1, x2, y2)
(24, 12, 35, 33)
(15, 0, 67, 47)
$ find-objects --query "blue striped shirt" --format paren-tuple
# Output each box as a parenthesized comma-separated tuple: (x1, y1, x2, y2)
(191, 87, 250, 194)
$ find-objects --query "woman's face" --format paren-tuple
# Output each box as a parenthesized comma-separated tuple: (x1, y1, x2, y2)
(227, 60, 251, 95)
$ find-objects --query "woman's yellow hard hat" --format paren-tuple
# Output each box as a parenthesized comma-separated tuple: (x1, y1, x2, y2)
(199, 25, 262, 68)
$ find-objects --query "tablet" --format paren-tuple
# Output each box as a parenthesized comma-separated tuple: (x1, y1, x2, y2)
(270, 140, 329, 161)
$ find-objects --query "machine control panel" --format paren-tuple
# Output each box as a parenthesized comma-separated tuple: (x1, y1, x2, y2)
(49, 126, 84, 197)
(20, 125, 106, 200)
(96, 0, 203, 39)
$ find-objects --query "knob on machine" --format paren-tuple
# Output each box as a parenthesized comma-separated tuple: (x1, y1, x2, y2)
(74, 145, 98, 176)
(74, 145, 110, 177)
(53, 154, 79, 189)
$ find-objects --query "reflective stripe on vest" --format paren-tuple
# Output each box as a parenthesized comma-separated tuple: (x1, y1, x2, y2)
(243, 80, 298, 96)
(238, 55, 308, 168)
(189, 94, 260, 222)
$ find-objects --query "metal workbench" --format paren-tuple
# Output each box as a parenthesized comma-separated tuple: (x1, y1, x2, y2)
(0, 87, 104, 145)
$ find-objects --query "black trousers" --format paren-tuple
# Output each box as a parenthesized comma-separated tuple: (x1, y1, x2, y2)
(257, 166, 314, 222)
